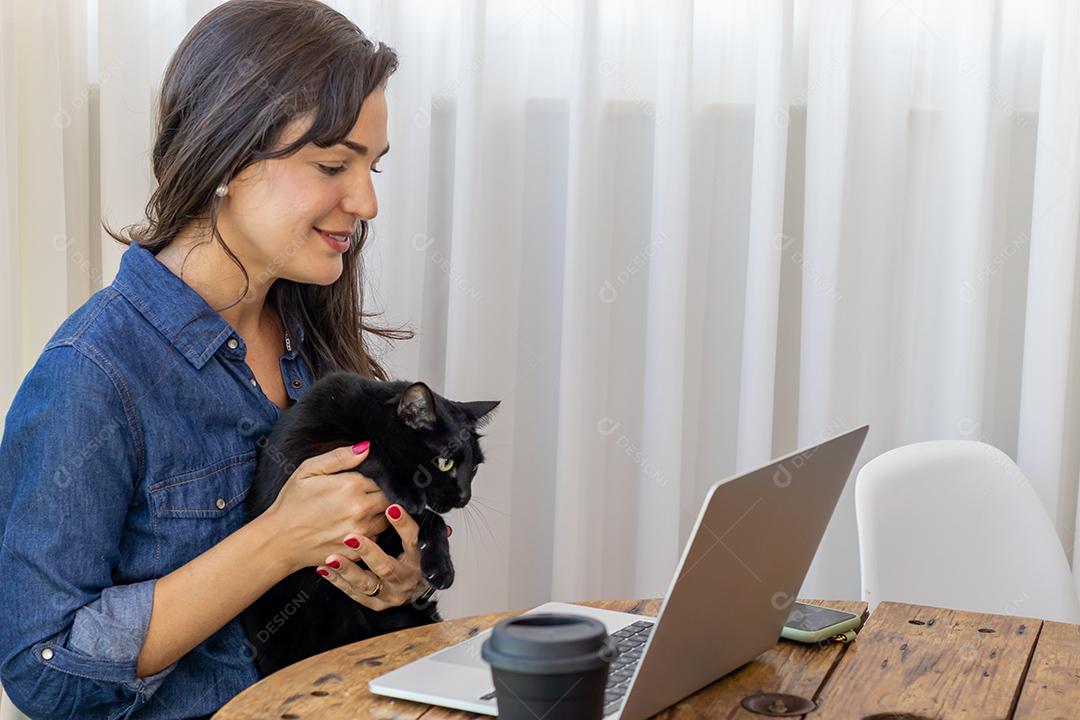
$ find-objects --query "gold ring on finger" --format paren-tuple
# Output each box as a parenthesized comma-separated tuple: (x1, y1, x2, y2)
(363, 578, 383, 597)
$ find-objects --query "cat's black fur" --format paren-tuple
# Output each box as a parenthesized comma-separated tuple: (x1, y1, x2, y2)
(241, 371, 498, 676)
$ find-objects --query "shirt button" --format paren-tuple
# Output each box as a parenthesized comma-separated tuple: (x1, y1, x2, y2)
(291, 379, 303, 389)
(41, 648, 54, 661)
(250, 378, 258, 387)
(215, 498, 226, 510)
(227, 337, 239, 350)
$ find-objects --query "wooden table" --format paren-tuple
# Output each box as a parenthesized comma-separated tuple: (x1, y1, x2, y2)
(214, 598, 1080, 719)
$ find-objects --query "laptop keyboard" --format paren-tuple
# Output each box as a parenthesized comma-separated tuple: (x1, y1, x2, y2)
(603, 620, 655, 716)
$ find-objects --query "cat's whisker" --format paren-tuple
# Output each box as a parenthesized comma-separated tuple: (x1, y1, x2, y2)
(461, 510, 484, 574)
(464, 509, 483, 551)
(471, 494, 502, 503)
(464, 509, 490, 556)
(480, 510, 497, 548)
(466, 504, 497, 548)
(468, 497, 509, 516)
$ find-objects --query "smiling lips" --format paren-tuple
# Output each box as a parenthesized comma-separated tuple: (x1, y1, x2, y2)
(315, 226, 351, 253)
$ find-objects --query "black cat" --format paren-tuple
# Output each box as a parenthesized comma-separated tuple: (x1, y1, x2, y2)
(241, 371, 498, 676)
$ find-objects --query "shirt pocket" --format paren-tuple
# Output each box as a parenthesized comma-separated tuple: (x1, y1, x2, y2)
(148, 450, 255, 519)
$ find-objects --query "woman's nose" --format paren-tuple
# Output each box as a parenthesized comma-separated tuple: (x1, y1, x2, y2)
(341, 176, 378, 220)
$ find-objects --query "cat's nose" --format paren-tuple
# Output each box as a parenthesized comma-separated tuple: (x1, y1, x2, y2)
(457, 486, 471, 506)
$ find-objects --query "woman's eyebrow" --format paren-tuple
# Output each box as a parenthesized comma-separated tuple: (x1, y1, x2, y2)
(337, 140, 390, 158)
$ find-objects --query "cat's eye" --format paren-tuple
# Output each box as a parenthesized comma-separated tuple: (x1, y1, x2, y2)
(437, 457, 454, 472)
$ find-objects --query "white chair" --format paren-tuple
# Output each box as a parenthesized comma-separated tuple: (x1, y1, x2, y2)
(855, 440, 1080, 624)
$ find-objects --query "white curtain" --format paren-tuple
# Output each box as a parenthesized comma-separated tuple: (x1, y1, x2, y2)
(3, 0, 1079, 658)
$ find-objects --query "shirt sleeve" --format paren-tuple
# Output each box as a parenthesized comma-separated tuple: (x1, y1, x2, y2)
(0, 342, 177, 719)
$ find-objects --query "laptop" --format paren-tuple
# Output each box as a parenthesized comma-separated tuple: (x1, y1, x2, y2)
(369, 425, 869, 719)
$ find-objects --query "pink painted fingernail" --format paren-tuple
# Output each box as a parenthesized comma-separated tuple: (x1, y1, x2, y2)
(327, 559, 341, 569)
(387, 505, 402, 520)
(352, 441, 370, 455)
(316, 568, 329, 576)
(344, 537, 361, 549)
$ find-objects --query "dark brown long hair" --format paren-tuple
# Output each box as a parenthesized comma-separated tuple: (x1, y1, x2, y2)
(105, 0, 411, 380)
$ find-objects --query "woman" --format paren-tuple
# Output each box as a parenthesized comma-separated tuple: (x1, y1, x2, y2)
(0, 1, 431, 717)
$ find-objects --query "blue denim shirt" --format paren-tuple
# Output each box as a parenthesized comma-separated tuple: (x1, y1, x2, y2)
(0, 241, 316, 719)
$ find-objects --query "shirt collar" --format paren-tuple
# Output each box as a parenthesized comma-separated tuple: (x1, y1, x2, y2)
(112, 242, 306, 370)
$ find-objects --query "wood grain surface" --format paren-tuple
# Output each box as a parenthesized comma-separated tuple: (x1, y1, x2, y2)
(213, 598, 1080, 719)
(1012, 618, 1080, 720)
(812, 601, 1041, 719)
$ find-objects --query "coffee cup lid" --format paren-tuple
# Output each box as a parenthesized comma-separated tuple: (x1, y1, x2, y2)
(481, 613, 616, 675)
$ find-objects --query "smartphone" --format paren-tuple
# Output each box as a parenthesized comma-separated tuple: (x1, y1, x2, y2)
(781, 602, 863, 644)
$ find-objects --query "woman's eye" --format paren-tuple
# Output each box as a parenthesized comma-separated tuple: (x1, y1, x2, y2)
(317, 164, 347, 176)
(371, 164, 383, 174)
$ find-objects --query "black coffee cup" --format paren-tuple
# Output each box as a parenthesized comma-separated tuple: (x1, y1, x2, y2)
(481, 613, 617, 720)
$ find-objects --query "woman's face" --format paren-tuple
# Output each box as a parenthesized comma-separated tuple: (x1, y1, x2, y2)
(220, 86, 390, 287)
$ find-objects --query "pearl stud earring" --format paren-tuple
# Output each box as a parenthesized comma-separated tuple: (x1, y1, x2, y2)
(215, 183, 229, 198)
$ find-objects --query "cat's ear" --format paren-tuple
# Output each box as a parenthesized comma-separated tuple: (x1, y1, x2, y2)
(398, 382, 438, 430)
(461, 400, 500, 429)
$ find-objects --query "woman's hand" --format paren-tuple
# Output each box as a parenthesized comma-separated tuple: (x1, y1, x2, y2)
(315, 504, 436, 610)
(261, 442, 391, 575)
